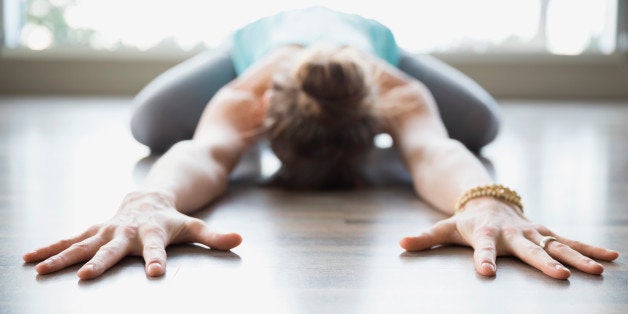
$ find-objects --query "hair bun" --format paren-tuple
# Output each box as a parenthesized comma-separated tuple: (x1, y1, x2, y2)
(295, 51, 368, 112)
(265, 47, 379, 189)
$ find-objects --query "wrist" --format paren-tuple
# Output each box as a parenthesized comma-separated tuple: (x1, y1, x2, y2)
(454, 184, 523, 215)
(458, 196, 523, 216)
(124, 187, 176, 206)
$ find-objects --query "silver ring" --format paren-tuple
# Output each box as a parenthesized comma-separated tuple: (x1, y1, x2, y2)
(539, 236, 558, 249)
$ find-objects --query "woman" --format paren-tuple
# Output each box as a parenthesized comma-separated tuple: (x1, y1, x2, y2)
(23, 6, 617, 280)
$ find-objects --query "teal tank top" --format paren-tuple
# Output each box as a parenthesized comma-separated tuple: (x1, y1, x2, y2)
(231, 6, 400, 75)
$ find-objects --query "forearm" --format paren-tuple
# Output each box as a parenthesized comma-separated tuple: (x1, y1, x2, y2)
(404, 138, 493, 215)
(140, 139, 241, 214)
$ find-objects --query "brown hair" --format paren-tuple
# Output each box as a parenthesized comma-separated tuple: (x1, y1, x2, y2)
(264, 46, 379, 189)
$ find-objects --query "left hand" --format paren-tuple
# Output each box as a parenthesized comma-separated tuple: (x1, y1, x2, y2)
(399, 197, 619, 279)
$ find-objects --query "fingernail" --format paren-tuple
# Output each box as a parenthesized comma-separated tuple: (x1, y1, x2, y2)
(482, 262, 495, 272)
(148, 263, 161, 274)
(555, 264, 569, 272)
(83, 264, 94, 273)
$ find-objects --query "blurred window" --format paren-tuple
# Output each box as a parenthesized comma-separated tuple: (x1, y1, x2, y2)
(3, 0, 618, 55)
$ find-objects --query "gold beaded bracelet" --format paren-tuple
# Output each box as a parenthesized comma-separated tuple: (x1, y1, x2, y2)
(454, 184, 523, 214)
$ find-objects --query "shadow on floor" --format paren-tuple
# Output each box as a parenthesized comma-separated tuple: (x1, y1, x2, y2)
(132, 147, 496, 187)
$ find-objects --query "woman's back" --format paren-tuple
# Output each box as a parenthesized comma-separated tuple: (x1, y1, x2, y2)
(231, 6, 399, 75)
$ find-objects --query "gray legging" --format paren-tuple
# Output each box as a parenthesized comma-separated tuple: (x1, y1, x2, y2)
(130, 45, 501, 154)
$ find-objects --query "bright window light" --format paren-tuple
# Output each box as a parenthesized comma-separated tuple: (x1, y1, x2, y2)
(5, 0, 618, 55)
(374, 133, 393, 149)
(546, 0, 617, 55)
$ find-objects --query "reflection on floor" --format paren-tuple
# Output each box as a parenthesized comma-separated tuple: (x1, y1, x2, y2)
(0, 96, 626, 313)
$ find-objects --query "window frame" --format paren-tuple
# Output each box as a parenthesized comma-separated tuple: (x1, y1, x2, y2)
(1, 0, 627, 98)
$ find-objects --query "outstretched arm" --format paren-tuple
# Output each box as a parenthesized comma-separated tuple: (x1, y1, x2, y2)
(22, 85, 263, 280)
(140, 46, 301, 213)
(376, 63, 618, 280)
(142, 86, 264, 214)
(382, 81, 492, 215)
(23, 68, 278, 282)
(22, 46, 297, 280)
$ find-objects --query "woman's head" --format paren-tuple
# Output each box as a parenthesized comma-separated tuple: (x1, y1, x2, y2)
(264, 45, 379, 189)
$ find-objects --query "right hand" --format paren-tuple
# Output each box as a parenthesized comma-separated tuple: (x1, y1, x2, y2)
(22, 190, 242, 280)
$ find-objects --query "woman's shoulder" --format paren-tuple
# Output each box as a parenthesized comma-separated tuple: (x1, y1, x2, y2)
(360, 51, 437, 129)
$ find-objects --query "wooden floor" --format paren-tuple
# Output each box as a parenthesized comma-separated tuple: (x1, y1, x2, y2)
(0, 96, 626, 314)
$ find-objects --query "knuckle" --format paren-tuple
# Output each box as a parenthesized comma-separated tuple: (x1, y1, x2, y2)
(144, 243, 164, 252)
(59, 239, 74, 247)
(521, 227, 536, 237)
(143, 225, 168, 239)
(46, 256, 58, 265)
(89, 257, 103, 268)
(100, 224, 117, 236)
(119, 225, 139, 239)
(474, 226, 498, 238)
(480, 246, 496, 255)
(533, 224, 551, 233)
(97, 245, 117, 257)
(69, 242, 91, 253)
(49, 255, 65, 265)
(526, 245, 544, 255)
(501, 227, 520, 239)
(83, 262, 97, 271)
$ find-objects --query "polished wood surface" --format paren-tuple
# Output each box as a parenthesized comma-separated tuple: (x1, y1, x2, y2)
(0, 96, 626, 314)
